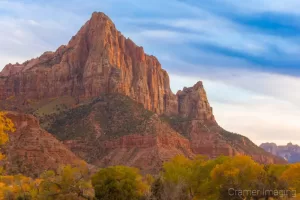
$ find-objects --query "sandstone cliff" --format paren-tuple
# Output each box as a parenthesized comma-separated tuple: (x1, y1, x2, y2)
(260, 142, 300, 163)
(0, 12, 286, 171)
(0, 63, 24, 76)
(1, 112, 83, 177)
(0, 12, 215, 121)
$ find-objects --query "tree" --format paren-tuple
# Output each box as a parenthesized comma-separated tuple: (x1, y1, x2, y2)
(0, 111, 15, 174)
(191, 155, 229, 200)
(211, 155, 265, 200)
(150, 177, 164, 200)
(160, 155, 229, 200)
(162, 155, 195, 200)
(156, 155, 225, 200)
(0, 111, 15, 157)
(38, 161, 93, 200)
(281, 164, 300, 198)
(258, 164, 290, 200)
(92, 166, 149, 200)
(0, 174, 41, 200)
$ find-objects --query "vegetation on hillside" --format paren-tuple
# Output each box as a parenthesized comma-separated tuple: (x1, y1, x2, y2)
(161, 114, 278, 159)
(1, 111, 299, 200)
(47, 94, 154, 140)
(0, 111, 15, 174)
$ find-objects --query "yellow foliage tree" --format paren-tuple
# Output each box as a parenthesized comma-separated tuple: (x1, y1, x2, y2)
(0, 111, 15, 145)
(0, 163, 93, 200)
(0, 111, 15, 174)
(163, 155, 193, 184)
(281, 164, 300, 192)
(211, 155, 265, 199)
(160, 155, 227, 200)
(161, 155, 195, 200)
(39, 161, 93, 200)
(0, 175, 41, 199)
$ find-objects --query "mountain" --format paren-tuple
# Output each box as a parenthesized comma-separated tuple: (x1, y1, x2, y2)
(1, 112, 84, 177)
(0, 12, 286, 174)
(48, 94, 194, 174)
(260, 142, 300, 163)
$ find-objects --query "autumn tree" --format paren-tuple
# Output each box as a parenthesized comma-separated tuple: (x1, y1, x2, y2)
(281, 163, 300, 198)
(92, 166, 149, 200)
(161, 155, 195, 200)
(190, 155, 229, 200)
(38, 162, 93, 200)
(157, 155, 229, 200)
(0, 113, 39, 200)
(258, 164, 290, 200)
(0, 111, 15, 172)
(0, 175, 41, 200)
(211, 155, 266, 200)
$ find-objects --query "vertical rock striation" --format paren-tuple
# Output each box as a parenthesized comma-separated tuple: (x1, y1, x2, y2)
(0, 12, 214, 121)
(0, 12, 285, 167)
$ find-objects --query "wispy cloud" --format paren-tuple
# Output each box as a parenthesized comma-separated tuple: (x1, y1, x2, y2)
(218, 0, 300, 15)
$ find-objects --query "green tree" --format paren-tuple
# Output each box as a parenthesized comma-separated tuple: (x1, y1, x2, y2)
(92, 166, 149, 200)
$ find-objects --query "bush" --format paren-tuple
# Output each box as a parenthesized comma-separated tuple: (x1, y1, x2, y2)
(92, 166, 149, 200)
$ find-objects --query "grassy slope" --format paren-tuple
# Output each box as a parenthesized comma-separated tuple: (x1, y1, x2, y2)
(46, 94, 154, 140)
(160, 114, 272, 157)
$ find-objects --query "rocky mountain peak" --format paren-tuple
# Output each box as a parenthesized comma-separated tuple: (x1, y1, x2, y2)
(0, 12, 214, 121)
(260, 142, 300, 163)
(0, 63, 24, 76)
(0, 12, 285, 174)
(177, 81, 215, 121)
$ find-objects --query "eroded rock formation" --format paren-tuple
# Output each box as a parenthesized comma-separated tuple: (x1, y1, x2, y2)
(1, 112, 83, 177)
(0, 12, 215, 121)
(0, 12, 286, 174)
(260, 142, 300, 163)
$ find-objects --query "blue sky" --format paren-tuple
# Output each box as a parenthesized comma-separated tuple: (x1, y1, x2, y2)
(1, 0, 300, 145)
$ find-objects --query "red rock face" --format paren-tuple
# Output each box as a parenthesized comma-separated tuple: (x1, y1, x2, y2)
(0, 12, 285, 169)
(0, 13, 172, 114)
(260, 142, 300, 163)
(0, 12, 214, 121)
(1, 112, 83, 177)
(0, 63, 24, 76)
(64, 133, 193, 174)
(176, 81, 215, 121)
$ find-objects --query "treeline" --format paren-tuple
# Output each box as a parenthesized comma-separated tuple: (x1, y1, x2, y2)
(1, 112, 300, 200)
(1, 155, 300, 200)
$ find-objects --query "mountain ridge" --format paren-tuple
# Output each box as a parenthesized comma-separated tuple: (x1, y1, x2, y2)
(1, 111, 84, 177)
(260, 142, 300, 163)
(0, 12, 215, 122)
(0, 12, 286, 174)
